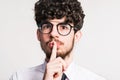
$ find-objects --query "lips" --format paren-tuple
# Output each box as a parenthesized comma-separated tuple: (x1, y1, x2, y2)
(48, 42, 54, 48)
(48, 41, 62, 49)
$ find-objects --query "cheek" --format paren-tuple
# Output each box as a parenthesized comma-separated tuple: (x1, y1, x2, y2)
(40, 34, 50, 42)
(63, 35, 74, 47)
(59, 36, 74, 54)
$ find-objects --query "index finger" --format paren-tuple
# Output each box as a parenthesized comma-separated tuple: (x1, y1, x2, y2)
(50, 41, 57, 61)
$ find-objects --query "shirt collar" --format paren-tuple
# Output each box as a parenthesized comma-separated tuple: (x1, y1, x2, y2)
(64, 60, 76, 80)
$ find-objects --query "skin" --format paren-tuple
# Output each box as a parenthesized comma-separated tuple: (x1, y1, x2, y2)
(37, 17, 82, 80)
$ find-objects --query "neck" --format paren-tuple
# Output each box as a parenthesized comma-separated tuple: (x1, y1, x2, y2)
(64, 51, 73, 68)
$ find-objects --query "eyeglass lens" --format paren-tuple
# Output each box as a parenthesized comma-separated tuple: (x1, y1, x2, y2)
(39, 22, 72, 36)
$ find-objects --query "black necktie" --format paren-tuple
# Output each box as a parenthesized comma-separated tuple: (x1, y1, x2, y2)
(61, 73, 68, 80)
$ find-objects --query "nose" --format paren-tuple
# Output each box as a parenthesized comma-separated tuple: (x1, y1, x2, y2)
(50, 25, 59, 38)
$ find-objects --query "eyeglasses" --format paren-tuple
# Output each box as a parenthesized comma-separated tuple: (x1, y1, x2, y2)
(38, 21, 76, 36)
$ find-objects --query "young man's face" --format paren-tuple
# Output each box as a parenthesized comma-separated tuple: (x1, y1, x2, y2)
(37, 17, 81, 59)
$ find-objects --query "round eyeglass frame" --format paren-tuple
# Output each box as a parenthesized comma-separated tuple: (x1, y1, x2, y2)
(37, 21, 77, 36)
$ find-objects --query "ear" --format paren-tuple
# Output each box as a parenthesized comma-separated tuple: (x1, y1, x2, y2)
(37, 29, 41, 41)
(74, 31, 82, 42)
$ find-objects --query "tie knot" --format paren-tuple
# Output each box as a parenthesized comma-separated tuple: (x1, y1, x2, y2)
(61, 73, 68, 80)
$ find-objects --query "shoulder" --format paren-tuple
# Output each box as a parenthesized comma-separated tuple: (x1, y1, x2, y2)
(9, 63, 46, 80)
(74, 64, 106, 80)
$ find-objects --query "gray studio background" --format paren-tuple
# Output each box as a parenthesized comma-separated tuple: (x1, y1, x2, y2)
(0, 0, 120, 80)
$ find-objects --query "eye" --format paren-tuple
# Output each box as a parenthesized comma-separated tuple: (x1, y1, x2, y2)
(59, 24, 70, 30)
(42, 24, 51, 30)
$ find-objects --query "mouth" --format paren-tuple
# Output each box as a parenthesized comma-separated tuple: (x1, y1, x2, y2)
(47, 40, 63, 49)
(48, 42, 54, 48)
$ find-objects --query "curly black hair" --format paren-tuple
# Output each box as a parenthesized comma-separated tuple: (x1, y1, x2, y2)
(34, 0, 85, 31)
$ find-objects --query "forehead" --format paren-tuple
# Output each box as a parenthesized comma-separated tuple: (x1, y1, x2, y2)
(48, 17, 66, 24)
(47, 17, 74, 26)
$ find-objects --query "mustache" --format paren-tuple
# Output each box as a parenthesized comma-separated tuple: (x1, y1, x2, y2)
(46, 39, 64, 45)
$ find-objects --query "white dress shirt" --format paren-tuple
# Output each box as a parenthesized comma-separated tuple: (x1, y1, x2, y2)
(9, 61, 106, 80)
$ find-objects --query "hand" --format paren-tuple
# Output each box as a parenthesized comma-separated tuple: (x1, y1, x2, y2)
(43, 41, 67, 80)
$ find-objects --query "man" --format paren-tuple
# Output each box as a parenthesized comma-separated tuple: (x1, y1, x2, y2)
(10, 0, 106, 80)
